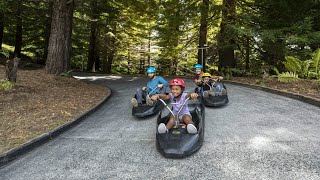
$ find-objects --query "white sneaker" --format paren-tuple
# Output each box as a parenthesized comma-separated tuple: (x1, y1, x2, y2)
(158, 123, 168, 134)
(146, 97, 154, 106)
(131, 98, 138, 107)
(187, 124, 197, 134)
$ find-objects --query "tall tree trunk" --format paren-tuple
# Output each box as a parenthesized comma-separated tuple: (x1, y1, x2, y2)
(218, 0, 236, 70)
(95, 54, 100, 71)
(106, 52, 114, 74)
(46, 0, 74, 75)
(42, 0, 54, 64)
(64, 0, 74, 70)
(198, 0, 209, 72)
(245, 37, 250, 70)
(139, 45, 144, 74)
(127, 48, 130, 74)
(0, 12, 4, 50)
(6, 57, 20, 82)
(87, 0, 99, 72)
(148, 32, 151, 67)
(14, 0, 22, 58)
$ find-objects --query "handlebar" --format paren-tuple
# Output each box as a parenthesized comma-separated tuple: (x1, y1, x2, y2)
(158, 97, 190, 128)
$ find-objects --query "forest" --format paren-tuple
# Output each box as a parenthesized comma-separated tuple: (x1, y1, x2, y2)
(0, 0, 320, 80)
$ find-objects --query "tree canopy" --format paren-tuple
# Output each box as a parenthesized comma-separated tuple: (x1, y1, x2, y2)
(0, 0, 319, 79)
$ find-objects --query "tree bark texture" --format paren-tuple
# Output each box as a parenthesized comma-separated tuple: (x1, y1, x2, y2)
(198, 0, 209, 72)
(218, 0, 236, 70)
(6, 57, 20, 82)
(0, 12, 4, 50)
(245, 37, 250, 70)
(87, 0, 99, 72)
(14, 0, 22, 58)
(42, 0, 54, 64)
(46, 0, 74, 75)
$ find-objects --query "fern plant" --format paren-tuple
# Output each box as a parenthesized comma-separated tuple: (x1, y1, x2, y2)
(284, 56, 302, 74)
(0, 49, 10, 59)
(312, 48, 320, 75)
(277, 72, 299, 82)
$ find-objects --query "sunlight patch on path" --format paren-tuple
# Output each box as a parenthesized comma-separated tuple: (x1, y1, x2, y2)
(248, 136, 291, 151)
(73, 75, 123, 81)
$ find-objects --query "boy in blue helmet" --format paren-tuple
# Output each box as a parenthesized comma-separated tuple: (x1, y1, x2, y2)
(131, 66, 169, 107)
(193, 64, 203, 94)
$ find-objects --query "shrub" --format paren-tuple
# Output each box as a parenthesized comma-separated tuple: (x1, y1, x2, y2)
(0, 79, 15, 90)
(277, 72, 299, 82)
(60, 70, 74, 77)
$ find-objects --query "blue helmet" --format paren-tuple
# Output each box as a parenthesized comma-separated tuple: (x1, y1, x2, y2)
(194, 64, 203, 69)
(146, 66, 156, 73)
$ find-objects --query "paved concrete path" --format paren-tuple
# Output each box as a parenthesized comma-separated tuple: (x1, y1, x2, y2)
(1, 75, 320, 180)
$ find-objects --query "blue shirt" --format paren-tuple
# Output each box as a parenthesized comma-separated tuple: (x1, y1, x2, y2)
(146, 76, 169, 95)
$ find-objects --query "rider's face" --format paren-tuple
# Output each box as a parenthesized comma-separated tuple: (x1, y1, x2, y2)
(203, 77, 210, 83)
(171, 85, 182, 97)
(147, 73, 155, 79)
(195, 68, 202, 75)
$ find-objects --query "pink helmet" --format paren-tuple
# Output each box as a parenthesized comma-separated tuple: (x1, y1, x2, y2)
(169, 78, 185, 88)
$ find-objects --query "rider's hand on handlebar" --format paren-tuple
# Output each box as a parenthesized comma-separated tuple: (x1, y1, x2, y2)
(157, 84, 164, 89)
(151, 94, 159, 101)
(190, 93, 199, 99)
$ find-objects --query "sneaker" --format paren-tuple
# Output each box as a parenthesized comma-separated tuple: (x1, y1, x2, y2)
(208, 91, 214, 96)
(212, 86, 218, 94)
(131, 98, 138, 107)
(146, 97, 154, 106)
(221, 89, 227, 96)
(203, 91, 209, 97)
(187, 124, 197, 134)
(158, 123, 168, 134)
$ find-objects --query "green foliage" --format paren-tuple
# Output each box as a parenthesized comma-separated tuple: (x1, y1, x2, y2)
(284, 56, 302, 74)
(0, 49, 10, 59)
(2, 0, 319, 76)
(220, 68, 232, 80)
(313, 48, 320, 74)
(60, 70, 74, 77)
(277, 72, 299, 82)
(0, 79, 15, 90)
(308, 72, 318, 79)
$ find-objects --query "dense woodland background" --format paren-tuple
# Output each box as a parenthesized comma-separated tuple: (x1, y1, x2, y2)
(0, 0, 320, 80)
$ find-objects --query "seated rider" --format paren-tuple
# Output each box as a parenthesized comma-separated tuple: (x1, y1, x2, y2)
(131, 66, 169, 107)
(193, 64, 203, 94)
(201, 72, 226, 97)
(151, 78, 199, 134)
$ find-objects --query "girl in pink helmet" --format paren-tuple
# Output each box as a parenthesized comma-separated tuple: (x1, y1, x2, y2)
(151, 78, 199, 134)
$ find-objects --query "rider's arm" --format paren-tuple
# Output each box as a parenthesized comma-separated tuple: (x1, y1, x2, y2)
(212, 75, 223, 80)
(158, 76, 169, 87)
(186, 93, 199, 100)
(151, 93, 170, 101)
(157, 93, 170, 100)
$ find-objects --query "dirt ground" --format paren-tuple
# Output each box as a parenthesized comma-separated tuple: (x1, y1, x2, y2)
(231, 77, 320, 100)
(0, 65, 110, 154)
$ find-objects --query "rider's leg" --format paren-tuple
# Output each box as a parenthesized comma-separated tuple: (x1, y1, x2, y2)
(158, 115, 174, 133)
(182, 114, 197, 134)
(135, 88, 145, 104)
